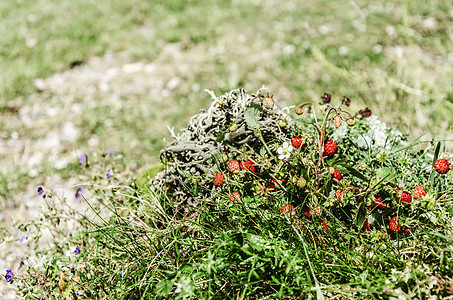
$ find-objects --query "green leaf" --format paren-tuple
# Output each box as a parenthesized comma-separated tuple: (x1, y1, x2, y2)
(244, 105, 262, 130)
(246, 233, 270, 251)
(135, 163, 165, 187)
(339, 163, 368, 182)
(216, 131, 226, 143)
(375, 167, 395, 180)
(355, 202, 367, 228)
(155, 279, 175, 297)
(430, 141, 442, 188)
(432, 141, 441, 165)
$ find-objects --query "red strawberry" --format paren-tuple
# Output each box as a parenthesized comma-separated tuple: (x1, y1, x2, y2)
(280, 204, 296, 217)
(270, 178, 284, 191)
(373, 196, 387, 210)
(389, 216, 401, 233)
(434, 158, 450, 174)
(229, 192, 241, 202)
(323, 140, 337, 156)
(333, 168, 342, 181)
(227, 159, 240, 173)
(361, 219, 371, 231)
(413, 186, 426, 199)
(321, 219, 331, 233)
(213, 172, 225, 186)
(400, 191, 412, 207)
(240, 159, 256, 172)
(333, 115, 342, 128)
(291, 136, 305, 148)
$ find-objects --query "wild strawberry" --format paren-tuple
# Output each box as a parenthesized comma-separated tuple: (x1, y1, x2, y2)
(333, 115, 342, 128)
(228, 122, 238, 132)
(270, 178, 285, 191)
(400, 191, 412, 207)
(373, 196, 387, 210)
(292, 176, 307, 188)
(278, 119, 288, 128)
(335, 189, 347, 201)
(361, 219, 371, 231)
(291, 136, 305, 148)
(229, 192, 241, 202)
(240, 159, 256, 172)
(434, 158, 450, 174)
(295, 106, 304, 115)
(333, 168, 342, 181)
(413, 186, 426, 199)
(346, 118, 356, 126)
(321, 219, 331, 233)
(227, 159, 240, 173)
(262, 97, 274, 109)
(213, 172, 225, 186)
(281, 204, 296, 217)
(389, 216, 401, 233)
(323, 140, 337, 157)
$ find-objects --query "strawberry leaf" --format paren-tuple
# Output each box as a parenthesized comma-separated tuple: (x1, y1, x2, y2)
(244, 105, 262, 131)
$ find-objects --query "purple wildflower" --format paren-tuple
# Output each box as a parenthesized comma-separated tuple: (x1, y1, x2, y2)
(67, 265, 72, 271)
(19, 232, 30, 243)
(106, 169, 112, 179)
(4, 269, 14, 283)
(79, 153, 87, 164)
(75, 188, 84, 199)
(76, 291, 83, 296)
(106, 150, 117, 156)
(18, 261, 24, 270)
(37, 187, 44, 195)
(74, 245, 81, 254)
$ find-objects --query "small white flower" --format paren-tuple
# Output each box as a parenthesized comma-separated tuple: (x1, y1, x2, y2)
(357, 135, 371, 149)
(331, 121, 348, 142)
(277, 142, 293, 160)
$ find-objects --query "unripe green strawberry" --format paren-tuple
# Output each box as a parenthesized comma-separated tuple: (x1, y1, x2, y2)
(278, 119, 288, 128)
(213, 172, 225, 186)
(292, 176, 307, 188)
(262, 97, 274, 109)
(346, 118, 356, 126)
(228, 122, 238, 132)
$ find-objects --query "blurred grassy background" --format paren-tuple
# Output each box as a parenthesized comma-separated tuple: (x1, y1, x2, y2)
(0, 0, 452, 202)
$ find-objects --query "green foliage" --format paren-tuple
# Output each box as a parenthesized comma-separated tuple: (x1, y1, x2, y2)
(11, 89, 453, 299)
